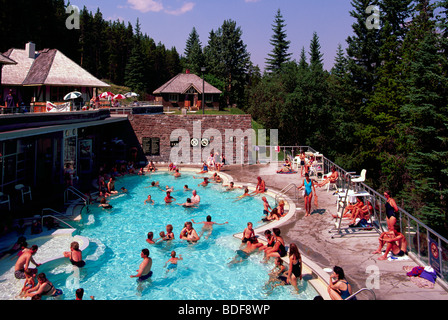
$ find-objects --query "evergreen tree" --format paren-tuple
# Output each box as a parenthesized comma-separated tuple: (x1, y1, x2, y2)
(184, 27, 204, 74)
(124, 19, 147, 94)
(265, 9, 292, 73)
(400, 0, 448, 231)
(345, 0, 382, 102)
(358, 0, 414, 192)
(208, 20, 251, 107)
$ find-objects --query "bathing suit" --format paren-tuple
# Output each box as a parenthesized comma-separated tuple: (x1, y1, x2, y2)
(236, 250, 249, 260)
(167, 263, 177, 270)
(52, 289, 63, 297)
(263, 210, 269, 216)
(385, 201, 396, 219)
(291, 260, 302, 278)
(14, 268, 37, 279)
(277, 275, 288, 283)
(394, 250, 405, 257)
(70, 253, 86, 268)
(338, 280, 351, 300)
(138, 271, 153, 282)
(304, 179, 312, 196)
(277, 241, 287, 257)
(42, 282, 63, 297)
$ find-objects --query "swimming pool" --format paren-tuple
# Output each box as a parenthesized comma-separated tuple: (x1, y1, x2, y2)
(16, 172, 319, 300)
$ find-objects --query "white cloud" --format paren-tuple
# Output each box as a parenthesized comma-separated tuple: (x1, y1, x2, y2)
(164, 2, 195, 16)
(127, 0, 164, 13)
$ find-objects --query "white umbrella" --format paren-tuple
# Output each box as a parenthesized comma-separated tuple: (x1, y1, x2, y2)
(125, 92, 139, 98)
(63, 91, 82, 101)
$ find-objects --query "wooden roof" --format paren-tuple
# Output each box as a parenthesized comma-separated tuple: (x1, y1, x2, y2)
(153, 73, 222, 95)
(1, 47, 109, 88)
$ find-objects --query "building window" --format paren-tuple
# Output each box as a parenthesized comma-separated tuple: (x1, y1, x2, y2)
(205, 94, 213, 103)
(169, 94, 179, 103)
(142, 138, 160, 156)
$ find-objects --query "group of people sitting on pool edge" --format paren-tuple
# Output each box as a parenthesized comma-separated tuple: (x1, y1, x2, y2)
(10, 239, 86, 299)
(228, 223, 302, 295)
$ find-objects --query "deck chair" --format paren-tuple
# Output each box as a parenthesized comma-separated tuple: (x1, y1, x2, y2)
(351, 169, 366, 191)
(321, 172, 338, 192)
(15, 184, 32, 203)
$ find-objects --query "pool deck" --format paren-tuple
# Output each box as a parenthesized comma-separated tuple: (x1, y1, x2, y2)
(217, 163, 448, 301)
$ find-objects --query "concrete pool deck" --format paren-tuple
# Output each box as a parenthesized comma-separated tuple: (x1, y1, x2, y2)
(216, 163, 448, 300)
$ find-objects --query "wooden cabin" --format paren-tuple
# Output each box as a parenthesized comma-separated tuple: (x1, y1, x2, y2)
(1, 42, 109, 111)
(153, 71, 222, 111)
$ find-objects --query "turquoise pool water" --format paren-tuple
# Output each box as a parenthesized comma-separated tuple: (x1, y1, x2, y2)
(37, 172, 318, 300)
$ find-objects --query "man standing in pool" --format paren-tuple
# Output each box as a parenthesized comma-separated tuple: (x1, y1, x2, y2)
(191, 190, 200, 204)
(130, 249, 153, 282)
(192, 215, 228, 239)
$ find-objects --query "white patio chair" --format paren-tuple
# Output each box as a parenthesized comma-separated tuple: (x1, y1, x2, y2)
(351, 169, 366, 191)
(15, 184, 32, 203)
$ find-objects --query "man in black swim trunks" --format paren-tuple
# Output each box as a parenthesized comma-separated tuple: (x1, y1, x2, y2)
(130, 249, 153, 281)
(14, 245, 40, 279)
(373, 225, 408, 260)
(228, 237, 263, 266)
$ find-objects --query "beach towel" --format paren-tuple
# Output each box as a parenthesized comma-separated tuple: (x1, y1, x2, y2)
(387, 252, 409, 261)
(405, 266, 424, 277)
(277, 171, 298, 174)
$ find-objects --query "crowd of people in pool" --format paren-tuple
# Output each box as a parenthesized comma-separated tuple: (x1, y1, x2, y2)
(1, 154, 409, 301)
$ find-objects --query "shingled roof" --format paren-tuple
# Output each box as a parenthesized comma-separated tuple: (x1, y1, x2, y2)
(153, 73, 222, 95)
(0, 53, 16, 65)
(1, 46, 109, 88)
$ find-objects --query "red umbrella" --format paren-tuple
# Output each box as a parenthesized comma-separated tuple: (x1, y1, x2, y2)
(100, 92, 114, 99)
(113, 94, 126, 100)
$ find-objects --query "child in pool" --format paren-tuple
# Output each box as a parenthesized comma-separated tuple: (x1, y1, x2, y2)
(164, 251, 183, 272)
(19, 270, 36, 297)
(165, 225, 175, 241)
(264, 258, 289, 292)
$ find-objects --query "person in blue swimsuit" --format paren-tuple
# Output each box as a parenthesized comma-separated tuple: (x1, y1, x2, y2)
(297, 173, 318, 217)
(164, 251, 183, 273)
(327, 266, 353, 300)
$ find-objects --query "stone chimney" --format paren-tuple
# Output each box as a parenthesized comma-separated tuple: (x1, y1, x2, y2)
(25, 42, 36, 59)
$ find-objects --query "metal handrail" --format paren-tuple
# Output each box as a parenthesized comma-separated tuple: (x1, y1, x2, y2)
(275, 183, 298, 205)
(41, 208, 75, 229)
(345, 288, 376, 300)
(268, 145, 448, 287)
(64, 186, 89, 206)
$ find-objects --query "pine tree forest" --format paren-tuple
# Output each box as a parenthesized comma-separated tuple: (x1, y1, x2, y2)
(1, 0, 447, 234)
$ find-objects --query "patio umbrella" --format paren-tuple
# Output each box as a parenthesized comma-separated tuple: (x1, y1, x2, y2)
(63, 91, 82, 101)
(100, 92, 114, 99)
(125, 92, 139, 98)
(113, 94, 126, 100)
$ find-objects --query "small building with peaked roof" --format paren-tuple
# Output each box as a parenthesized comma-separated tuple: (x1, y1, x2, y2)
(153, 71, 222, 111)
(1, 42, 109, 107)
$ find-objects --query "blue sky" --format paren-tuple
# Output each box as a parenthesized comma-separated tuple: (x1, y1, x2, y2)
(74, 0, 356, 71)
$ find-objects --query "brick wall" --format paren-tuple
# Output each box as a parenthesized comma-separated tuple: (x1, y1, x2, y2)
(129, 114, 253, 164)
